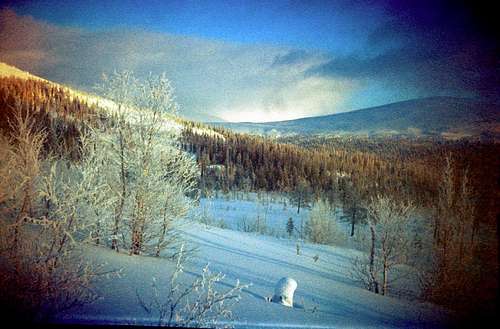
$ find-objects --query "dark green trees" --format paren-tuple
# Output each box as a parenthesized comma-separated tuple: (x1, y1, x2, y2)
(286, 217, 294, 237)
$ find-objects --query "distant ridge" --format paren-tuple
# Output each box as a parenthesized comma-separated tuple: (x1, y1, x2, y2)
(213, 97, 500, 139)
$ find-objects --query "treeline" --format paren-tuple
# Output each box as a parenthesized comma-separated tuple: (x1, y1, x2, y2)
(182, 125, 499, 224)
(0, 77, 106, 160)
(4, 77, 497, 225)
(181, 127, 413, 200)
(183, 125, 346, 193)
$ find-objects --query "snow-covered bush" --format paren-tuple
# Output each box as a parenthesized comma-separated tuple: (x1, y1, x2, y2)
(305, 199, 345, 245)
(0, 109, 102, 321)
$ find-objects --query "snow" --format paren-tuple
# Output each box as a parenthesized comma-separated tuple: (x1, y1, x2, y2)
(56, 220, 451, 328)
(196, 194, 313, 238)
(272, 277, 298, 307)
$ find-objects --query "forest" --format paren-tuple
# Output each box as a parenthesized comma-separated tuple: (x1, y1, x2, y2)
(0, 77, 107, 160)
(182, 124, 498, 220)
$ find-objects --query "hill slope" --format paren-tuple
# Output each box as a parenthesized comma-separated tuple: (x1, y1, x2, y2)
(57, 221, 450, 328)
(0, 62, 223, 139)
(215, 97, 500, 138)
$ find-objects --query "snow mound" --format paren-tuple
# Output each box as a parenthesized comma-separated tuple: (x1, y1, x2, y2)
(271, 277, 297, 307)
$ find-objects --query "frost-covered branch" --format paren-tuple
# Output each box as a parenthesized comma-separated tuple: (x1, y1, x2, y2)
(138, 244, 248, 328)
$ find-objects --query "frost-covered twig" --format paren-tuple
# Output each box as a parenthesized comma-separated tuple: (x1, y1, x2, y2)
(138, 244, 248, 328)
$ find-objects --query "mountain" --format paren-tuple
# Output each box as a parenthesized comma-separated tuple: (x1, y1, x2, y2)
(213, 97, 500, 139)
(3, 61, 497, 139)
(0, 62, 49, 82)
(182, 107, 225, 123)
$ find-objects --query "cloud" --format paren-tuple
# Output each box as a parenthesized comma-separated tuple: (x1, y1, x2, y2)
(220, 76, 356, 122)
(272, 50, 310, 67)
(2, 1, 498, 125)
(0, 9, 357, 122)
(306, 0, 500, 102)
(307, 44, 498, 102)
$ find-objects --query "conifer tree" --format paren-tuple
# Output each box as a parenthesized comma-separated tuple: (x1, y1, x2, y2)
(286, 217, 294, 238)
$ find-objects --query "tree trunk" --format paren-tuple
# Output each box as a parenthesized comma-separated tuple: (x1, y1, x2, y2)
(131, 215, 143, 255)
(131, 197, 145, 255)
(382, 260, 388, 296)
(95, 219, 101, 245)
(112, 129, 127, 252)
(300, 216, 304, 239)
(155, 231, 164, 257)
(156, 203, 169, 257)
(350, 213, 355, 237)
(131, 228, 142, 255)
(369, 225, 379, 294)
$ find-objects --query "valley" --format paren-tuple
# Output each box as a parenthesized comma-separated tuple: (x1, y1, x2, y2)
(0, 60, 498, 329)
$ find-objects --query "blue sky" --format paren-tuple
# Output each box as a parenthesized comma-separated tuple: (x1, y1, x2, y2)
(8, 0, 384, 53)
(1, 0, 498, 122)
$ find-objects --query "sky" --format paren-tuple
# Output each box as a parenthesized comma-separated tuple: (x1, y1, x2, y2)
(0, 0, 498, 122)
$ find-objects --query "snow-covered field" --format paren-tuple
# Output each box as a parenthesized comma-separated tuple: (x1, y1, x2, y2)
(195, 194, 358, 248)
(57, 220, 450, 328)
(196, 194, 312, 238)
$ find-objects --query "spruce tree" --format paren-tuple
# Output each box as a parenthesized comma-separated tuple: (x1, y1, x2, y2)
(286, 217, 294, 237)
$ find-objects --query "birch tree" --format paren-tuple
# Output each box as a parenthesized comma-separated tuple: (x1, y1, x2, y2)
(91, 71, 199, 255)
(351, 195, 413, 295)
(366, 195, 413, 295)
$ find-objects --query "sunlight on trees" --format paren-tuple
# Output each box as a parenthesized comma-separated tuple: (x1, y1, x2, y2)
(421, 156, 485, 310)
(0, 71, 200, 321)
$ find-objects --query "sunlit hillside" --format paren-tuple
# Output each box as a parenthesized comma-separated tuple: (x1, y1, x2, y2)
(0, 62, 223, 139)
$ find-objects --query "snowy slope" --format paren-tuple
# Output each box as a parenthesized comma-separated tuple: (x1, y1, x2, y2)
(57, 221, 450, 328)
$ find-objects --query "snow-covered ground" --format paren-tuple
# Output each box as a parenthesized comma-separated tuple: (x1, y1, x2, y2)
(195, 194, 358, 247)
(57, 220, 450, 328)
(196, 195, 311, 238)
(2, 61, 451, 328)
